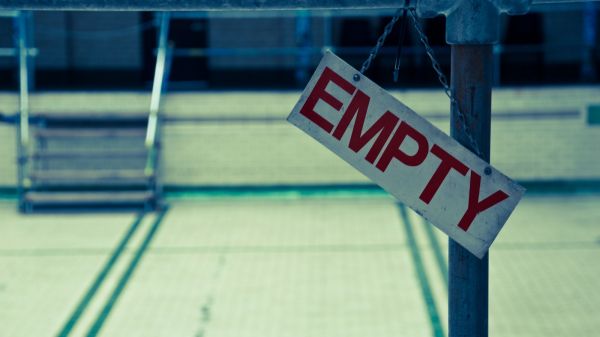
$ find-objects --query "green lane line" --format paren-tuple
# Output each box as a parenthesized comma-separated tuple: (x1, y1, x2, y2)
(397, 204, 445, 337)
(165, 184, 388, 200)
(147, 243, 407, 255)
(87, 206, 170, 337)
(421, 219, 448, 287)
(56, 212, 145, 337)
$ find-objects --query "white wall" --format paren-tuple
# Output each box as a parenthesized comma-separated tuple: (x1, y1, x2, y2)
(0, 87, 599, 188)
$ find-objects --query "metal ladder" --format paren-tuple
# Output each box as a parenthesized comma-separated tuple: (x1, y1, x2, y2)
(8, 11, 172, 212)
(0, 11, 36, 211)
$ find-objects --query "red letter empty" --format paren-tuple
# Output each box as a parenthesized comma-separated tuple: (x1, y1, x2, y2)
(419, 145, 469, 204)
(376, 121, 429, 172)
(299, 67, 356, 133)
(458, 171, 509, 231)
(332, 90, 400, 163)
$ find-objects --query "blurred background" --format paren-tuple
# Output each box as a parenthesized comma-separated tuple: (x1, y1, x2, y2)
(0, 2, 599, 337)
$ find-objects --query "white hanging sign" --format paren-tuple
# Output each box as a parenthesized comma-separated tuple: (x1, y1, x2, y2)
(287, 52, 524, 258)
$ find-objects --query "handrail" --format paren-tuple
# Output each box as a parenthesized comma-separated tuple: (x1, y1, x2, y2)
(0, 47, 37, 57)
(145, 12, 170, 180)
(145, 12, 170, 149)
(14, 11, 31, 211)
(0, 10, 19, 17)
(17, 11, 30, 147)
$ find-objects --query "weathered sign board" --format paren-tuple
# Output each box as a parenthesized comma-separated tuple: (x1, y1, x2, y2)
(287, 52, 525, 258)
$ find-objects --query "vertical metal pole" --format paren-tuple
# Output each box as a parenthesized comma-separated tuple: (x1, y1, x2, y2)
(146, 12, 170, 209)
(26, 11, 35, 90)
(423, 0, 528, 335)
(323, 10, 332, 52)
(15, 11, 31, 211)
(145, 12, 170, 149)
(17, 11, 30, 146)
(449, 44, 493, 337)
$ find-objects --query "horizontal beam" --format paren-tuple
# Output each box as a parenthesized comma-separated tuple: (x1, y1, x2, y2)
(0, 0, 597, 11)
(0, 0, 406, 11)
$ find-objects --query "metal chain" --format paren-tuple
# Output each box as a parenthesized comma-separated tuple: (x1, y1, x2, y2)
(358, 6, 482, 156)
(360, 8, 404, 74)
(407, 8, 483, 157)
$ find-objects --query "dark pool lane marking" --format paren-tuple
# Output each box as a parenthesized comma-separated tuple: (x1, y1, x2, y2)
(147, 243, 408, 255)
(421, 218, 449, 287)
(86, 206, 169, 337)
(56, 212, 146, 337)
(397, 203, 444, 337)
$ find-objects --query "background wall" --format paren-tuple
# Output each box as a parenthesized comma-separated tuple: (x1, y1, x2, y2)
(0, 87, 598, 188)
(1, 9, 598, 88)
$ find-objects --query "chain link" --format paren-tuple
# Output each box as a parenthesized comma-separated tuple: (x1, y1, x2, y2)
(407, 8, 483, 157)
(358, 7, 483, 157)
(359, 8, 404, 74)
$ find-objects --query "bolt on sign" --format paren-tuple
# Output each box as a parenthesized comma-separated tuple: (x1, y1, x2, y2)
(287, 52, 525, 258)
